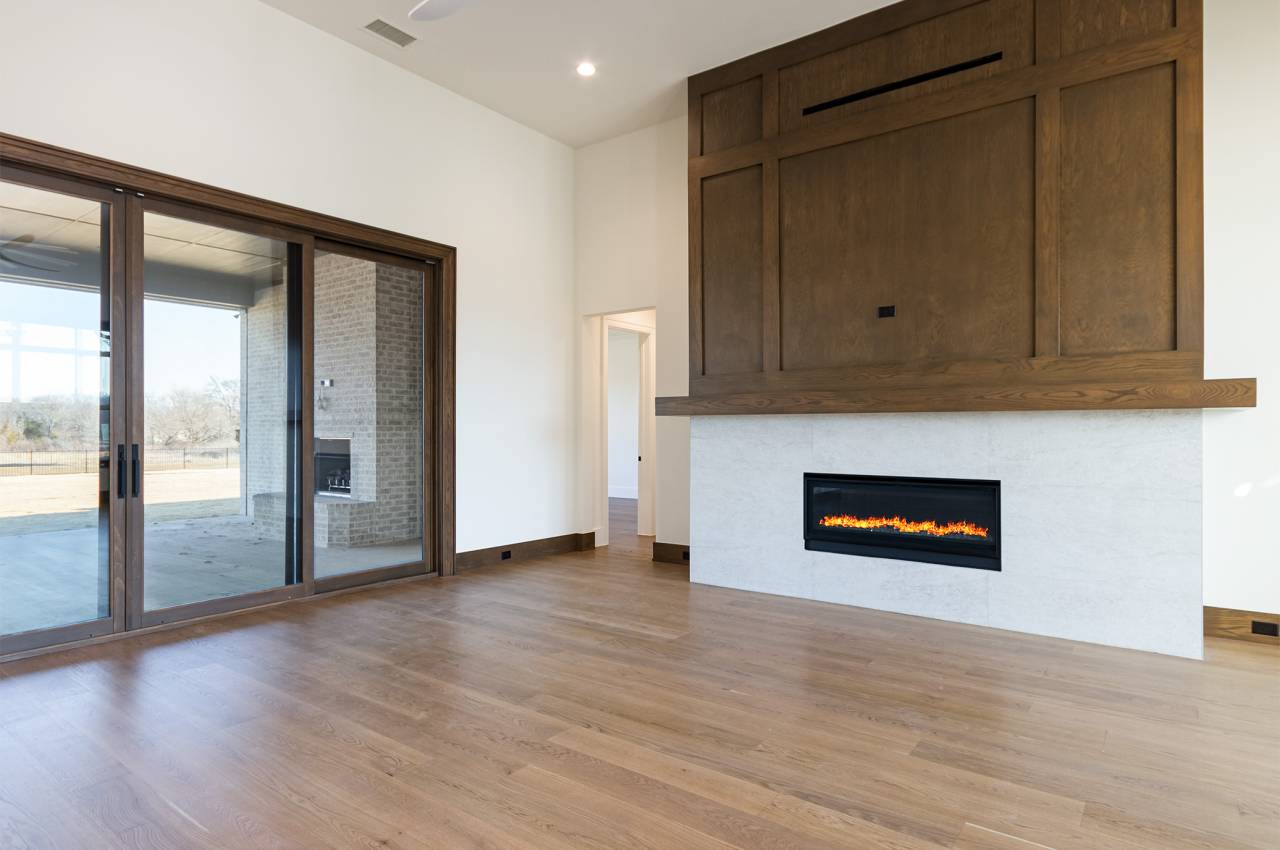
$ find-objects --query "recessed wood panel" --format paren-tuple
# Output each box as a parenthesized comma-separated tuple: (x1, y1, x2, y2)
(701, 166, 763, 375)
(701, 77, 763, 154)
(1061, 0, 1174, 56)
(1060, 64, 1176, 355)
(778, 0, 1033, 133)
(779, 100, 1035, 371)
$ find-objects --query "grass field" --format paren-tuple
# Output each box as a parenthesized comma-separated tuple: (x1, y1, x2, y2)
(0, 468, 241, 534)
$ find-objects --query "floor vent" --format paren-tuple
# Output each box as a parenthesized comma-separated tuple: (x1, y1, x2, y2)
(365, 19, 417, 48)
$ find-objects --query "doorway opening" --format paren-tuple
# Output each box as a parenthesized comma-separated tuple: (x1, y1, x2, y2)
(582, 309, 655, 552)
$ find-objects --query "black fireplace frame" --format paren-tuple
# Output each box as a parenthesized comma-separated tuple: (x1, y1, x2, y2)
(803, 473, 1001, 571)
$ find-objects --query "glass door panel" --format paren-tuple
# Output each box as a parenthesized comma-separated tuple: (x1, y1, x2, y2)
(140, 210, 295, 613)
(0, 177, 114, 639)
(313, 248, 425, 580)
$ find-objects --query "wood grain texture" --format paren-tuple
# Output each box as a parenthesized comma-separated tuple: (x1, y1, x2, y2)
(701, 167, 764, 376)
(689, 27, 1197, 182)
(1034, 88, 1062, 356)
(1, 546, 1277, 849)
(657, 377, 1255, 416)
(690, 349, 1204, 397)
(779, 99, 1036, 371)
(1061, 0, 1174, 55)
(1205, 606, 1280, 646)
(701, 77, 764, 155)
(1060, 63, 1177, 355)
(683, 0, 1215, 416)
(779, 0, 1034, 133)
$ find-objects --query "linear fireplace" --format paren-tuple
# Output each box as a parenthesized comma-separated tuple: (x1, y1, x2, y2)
(804, 473, 1000, 570)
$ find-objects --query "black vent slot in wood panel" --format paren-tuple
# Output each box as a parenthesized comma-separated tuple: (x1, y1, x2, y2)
(802, 51, 1004, 116)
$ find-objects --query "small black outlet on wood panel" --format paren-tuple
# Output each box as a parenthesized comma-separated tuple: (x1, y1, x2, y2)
(878, 305, 896, 318)
(1252, 620, 1280, 637)
(501, 550, 512, 560)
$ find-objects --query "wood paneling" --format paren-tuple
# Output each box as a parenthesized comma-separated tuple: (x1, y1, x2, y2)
(700, 166, 764, 375)
(1204, 606, 1280, 646)
(673, 1, 1234, 415)
(691, 350, 1203, 396)
(779, 0, 1034, 133)
(1, 548, 1277, 849)
(690, 27, 1197, 182)
(701, 77, 764, 154)
(657, 376, 1256, 416)
(1060, 63, 1176, 355)
(1061, 0, 1174, 56)
(780, 99, 1035, 371)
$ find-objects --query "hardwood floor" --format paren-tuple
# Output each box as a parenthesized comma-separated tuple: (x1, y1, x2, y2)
(1, 545, 1277, 849)
(607, 496, 653, 556)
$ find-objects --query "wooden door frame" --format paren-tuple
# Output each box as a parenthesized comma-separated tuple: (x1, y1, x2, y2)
(127, 194, 315, 629)
(311, 239, 443, 594)
(0, 131, 456, 658)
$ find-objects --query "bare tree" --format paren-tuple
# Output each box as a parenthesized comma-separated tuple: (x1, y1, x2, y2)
(148, 387, 233, 446)
(206, 377, 241, 443)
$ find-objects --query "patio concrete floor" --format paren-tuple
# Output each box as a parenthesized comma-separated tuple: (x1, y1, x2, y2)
(0, 513, 422, 637)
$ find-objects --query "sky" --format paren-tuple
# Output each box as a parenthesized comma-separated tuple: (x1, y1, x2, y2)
(0, 280, 241, 403)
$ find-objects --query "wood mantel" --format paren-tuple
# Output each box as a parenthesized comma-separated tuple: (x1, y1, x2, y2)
(658, 377, 1256, 416)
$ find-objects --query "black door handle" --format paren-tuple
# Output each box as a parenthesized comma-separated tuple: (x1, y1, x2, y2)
(131, 444, 140, 498)
(117, 444, 125, 498)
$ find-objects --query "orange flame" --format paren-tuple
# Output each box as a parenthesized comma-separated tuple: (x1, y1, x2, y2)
(819, 513, 990, 539)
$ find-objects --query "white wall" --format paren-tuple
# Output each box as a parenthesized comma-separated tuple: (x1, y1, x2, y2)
(1203, 0, 1280, 614)
(607, 329, 640, 499)
(0, 0, 577, 553)
(575, 116, 690, 544)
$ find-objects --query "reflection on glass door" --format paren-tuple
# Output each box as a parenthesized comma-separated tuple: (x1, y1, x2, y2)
(0, 177, 113, 638)
(140, 210, 295, 613)
(313, 248, 424, 579)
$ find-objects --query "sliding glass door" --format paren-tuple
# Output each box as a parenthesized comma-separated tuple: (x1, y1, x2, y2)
(133, 203, 304, 625)
(311, 245, 428, 587)
(0, 169, 123, 653)
(0, 156, 442, 657)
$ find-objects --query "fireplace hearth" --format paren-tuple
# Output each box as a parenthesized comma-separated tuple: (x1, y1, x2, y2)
(804, 473, 1000, 570)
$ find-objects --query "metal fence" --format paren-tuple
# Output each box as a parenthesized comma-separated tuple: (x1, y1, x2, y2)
(0, 447, 240, 476)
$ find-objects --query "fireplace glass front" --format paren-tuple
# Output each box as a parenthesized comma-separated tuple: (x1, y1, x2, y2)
(804, 473, 1000, 570)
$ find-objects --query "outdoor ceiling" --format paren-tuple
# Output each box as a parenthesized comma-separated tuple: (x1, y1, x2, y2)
(0, 181, 283, 287)
(258, 0, 895, 147)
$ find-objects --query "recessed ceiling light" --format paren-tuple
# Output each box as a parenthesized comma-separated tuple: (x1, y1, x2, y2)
(576, 61, 597, 78)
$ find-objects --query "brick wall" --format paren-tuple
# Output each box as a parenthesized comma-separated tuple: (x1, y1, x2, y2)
(310, 252, 423, 547)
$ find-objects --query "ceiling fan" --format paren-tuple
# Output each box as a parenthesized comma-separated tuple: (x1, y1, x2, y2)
(408, 0, 471, 21)
(0, 234, 77, 273)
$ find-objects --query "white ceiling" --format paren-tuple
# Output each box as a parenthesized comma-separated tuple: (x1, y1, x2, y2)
(259, 0, 895, 148)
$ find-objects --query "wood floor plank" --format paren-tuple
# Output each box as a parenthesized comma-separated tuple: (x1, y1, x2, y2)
(1, 543, 1277, 849)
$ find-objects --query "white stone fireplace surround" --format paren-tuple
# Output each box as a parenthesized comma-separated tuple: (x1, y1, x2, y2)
(691, 410, 1203, 658)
